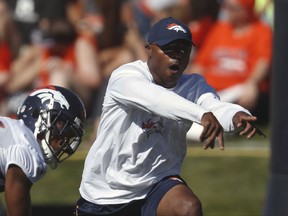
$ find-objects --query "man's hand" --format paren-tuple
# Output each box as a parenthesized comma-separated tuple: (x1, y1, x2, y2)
(200, 112, 224, 150)
(232, 111, 266, 139)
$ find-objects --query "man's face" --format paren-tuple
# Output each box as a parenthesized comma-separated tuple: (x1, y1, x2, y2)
(147, 39, 191, 88)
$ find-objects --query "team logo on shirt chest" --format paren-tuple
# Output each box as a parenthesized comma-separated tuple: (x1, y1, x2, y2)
(142, 116, 164, 137)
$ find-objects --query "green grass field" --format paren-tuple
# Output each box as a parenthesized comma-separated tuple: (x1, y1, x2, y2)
(0, 130, 270, 216)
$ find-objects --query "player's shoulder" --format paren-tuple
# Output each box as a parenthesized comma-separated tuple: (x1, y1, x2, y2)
(111, 60, 150, 80)
(0, 116, 37, 147)
(0, 116, 22, 133)
(178, 73, 207, 85)
(0, 117, 46, 182)
(114, 60, 147, 73)
(174, 73, 217, 101)
(5, 138, 47, 183)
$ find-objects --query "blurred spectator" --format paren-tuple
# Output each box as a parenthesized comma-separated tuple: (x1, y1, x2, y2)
(0, 1, 12, 96)
(79, 0, 149, 136)
(78, 0, 104, 37)
(131, 0, 177, 38)
(187, 0, 220, 49)
(6, 0, 81, 47)
(190, 0, 272, 124)
(131, 0, 191, 39)
(6, 0, 40, 46)
(6, 19, 78, 92)
(6, 18, 102, 118)
(0, 0, 20, 115)
(96, 0, 147, 79)
(73, 16, 103, 119)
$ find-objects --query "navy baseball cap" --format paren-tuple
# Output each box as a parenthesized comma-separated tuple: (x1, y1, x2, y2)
(147, 17, 194, 46)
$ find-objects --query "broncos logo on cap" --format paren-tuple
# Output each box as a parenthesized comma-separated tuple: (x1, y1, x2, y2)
(167, 23, 187, 33)
(30, 88, 70, 110)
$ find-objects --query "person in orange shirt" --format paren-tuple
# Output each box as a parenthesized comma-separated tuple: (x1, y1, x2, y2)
(190, 0, 272, 124)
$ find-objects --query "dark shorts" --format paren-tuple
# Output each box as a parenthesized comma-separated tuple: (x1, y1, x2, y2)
(75, 176, 187, 216)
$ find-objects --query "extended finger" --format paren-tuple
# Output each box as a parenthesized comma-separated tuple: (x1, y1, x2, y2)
(236, 115, 257, 128)
(217, 130, 224, 150)
(203, 136, 215, 149)
(199, 124, 210, 142)
(239, 123, 254, 136)
(203, 126, 221, 149)
(200, 123, 217, 142)
(246, 127, 257, 139)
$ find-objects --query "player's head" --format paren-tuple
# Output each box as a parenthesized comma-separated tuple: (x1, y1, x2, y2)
(145, 17, 193, 88)
(17, 85, 86, 168)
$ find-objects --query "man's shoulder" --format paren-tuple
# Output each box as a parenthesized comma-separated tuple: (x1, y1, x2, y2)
(179, 73, 206, 84)
(0, 116, 39, 152)
(116, 60, 147, 72)
(111, 60, 150, 80)
(0, 117, 22, 141)
(174, 74, 217, 101)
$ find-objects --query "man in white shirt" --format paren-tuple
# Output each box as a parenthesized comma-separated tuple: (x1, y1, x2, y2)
(0, 85, 86, 216)
(76, 17, 262, 216)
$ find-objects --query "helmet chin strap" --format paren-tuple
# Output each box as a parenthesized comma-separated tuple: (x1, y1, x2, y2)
(40, 138, 58, 169)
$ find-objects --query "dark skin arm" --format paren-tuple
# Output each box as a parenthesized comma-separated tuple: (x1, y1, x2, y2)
(5, 164, 32, 216)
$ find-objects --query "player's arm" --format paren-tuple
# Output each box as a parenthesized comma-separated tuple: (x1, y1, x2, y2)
(110, 71, 226, 149)
(198, 93, 264, 138)
(110, 72, 207, 123)
(5, 164, 32, 216)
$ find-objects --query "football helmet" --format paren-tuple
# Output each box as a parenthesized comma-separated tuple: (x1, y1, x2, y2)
(17, 85, 86, 168)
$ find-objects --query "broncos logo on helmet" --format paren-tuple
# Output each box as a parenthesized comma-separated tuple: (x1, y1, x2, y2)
(167, 23, 187, 33)
(30, 88, 70, 110)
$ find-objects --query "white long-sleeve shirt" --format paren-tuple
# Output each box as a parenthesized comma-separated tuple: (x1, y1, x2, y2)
(79, 60, 249, 204)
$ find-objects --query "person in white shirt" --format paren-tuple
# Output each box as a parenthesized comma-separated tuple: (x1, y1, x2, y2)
(76, 17, 263, 216)
(0, 85, 86, 216)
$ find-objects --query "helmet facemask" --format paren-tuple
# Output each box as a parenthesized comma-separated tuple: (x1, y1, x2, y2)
(35, 109, 83, 168)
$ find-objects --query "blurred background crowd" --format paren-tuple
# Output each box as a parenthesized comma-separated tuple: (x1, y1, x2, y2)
(0, 0, 273, 131)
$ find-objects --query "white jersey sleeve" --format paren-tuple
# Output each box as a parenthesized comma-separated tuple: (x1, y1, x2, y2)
(0, 117, 47, 185)
(197, 92, 251, 132)
(170, 73, 250, 132)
